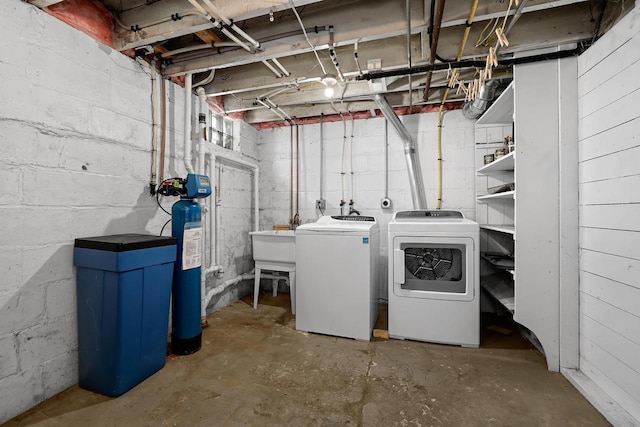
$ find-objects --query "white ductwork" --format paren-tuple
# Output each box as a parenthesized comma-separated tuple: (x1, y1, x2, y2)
(373, 93, 427, 210)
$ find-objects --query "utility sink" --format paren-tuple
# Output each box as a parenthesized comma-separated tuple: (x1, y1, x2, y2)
(249, 230, 296, 265)
(250, 230, 297, 314)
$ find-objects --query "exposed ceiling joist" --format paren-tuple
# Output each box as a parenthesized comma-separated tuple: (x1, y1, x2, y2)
(163, 0, 595, 76)
(114, 0, 324, 50)
(32, 0, 635, 123)
(26, 0, 64, 6)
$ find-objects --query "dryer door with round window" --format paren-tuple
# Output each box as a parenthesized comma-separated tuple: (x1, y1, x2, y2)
(392, 236, 475, 301)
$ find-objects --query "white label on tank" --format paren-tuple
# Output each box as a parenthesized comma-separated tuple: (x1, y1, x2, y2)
(182, 226, 202, 270)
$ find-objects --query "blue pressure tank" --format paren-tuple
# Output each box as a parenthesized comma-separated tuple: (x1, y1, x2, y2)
(171, 198, 203, 355)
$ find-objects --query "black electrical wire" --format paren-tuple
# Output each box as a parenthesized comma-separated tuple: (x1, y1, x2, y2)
(156, 191, 171, 215)
(358, 47, 584, 81)
(156, 176, 183, 215)
(160, 219, 172, 236)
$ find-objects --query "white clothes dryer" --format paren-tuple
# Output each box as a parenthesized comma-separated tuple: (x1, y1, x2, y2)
(388, 210, 480, 347)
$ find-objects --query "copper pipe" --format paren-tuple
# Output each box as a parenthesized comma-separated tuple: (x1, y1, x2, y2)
(406, 0, 412, 111)
(159, 77, 167, 182)
(424, 0, 446, 101)
(290, 125, 294, 223)
(295, 124, 300, 218)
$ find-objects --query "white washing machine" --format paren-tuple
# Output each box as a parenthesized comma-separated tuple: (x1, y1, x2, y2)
(295, 215, 379, 341)
(388, 210, 479, 347)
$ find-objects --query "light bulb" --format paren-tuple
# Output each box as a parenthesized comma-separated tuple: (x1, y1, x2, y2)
(324, 86, 335, 98)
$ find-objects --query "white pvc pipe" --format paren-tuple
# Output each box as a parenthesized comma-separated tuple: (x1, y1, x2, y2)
(271, 58, 291, 77)
(200, 0, 261, 50)
(204, 272, 255, 302)
(193, 69, 216, 88)
(208, 151, 217, 271)
(197, 86, 209, 318)
(161, 44, 210, 58)
(221, 28, 252, 52)
(261, 60, 283, 78)
(183, 73, 195, 174)
(230, 23, 261, 50)
(201, 150, 225, 320)
(253, 169, 259, 232)
(186, 0, 207, 16)
(204, 270, 285, 307)
(196, 87, 208, 175)
(215, 168, 222, 267)
(200, 150, 259, 318)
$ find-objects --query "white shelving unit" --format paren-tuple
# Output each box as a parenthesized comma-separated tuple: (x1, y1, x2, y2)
(474, 58, 579, 373)
(476, 190, 515, 201)
(477, 151, 514, 174)
(475, 91, 516, 324)
(480, 225, 515, 234)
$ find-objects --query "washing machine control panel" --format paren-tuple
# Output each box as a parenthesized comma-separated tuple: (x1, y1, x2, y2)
(395, 210, 463, 219)
(330, 215, 376, 222)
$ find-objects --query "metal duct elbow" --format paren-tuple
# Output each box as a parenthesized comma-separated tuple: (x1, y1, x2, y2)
(462, 79, 500, 120)
(373, 94, 427, 210)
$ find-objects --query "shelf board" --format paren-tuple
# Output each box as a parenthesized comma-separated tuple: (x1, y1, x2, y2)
(481, 253, 515, 270)
(477, 151, 514, 174)
(477, 190, 515, 201)
(481, 274, 515, 313)
(480, 225, 515, 234)
(476, 82, 514, 125)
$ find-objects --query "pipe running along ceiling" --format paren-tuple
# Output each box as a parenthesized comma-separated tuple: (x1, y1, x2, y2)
(32, 0, 634, 124)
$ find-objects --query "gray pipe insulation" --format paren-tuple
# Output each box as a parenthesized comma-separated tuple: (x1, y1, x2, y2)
(373, 94, 428, 210)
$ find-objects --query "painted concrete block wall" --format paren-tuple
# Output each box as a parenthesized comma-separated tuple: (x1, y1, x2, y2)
(206, 121, 259, 311)
(0, 2, 180, 422)
(0, 1, 256, 422)
(257, 110, 476, 299)
(577, 4, 640, 423)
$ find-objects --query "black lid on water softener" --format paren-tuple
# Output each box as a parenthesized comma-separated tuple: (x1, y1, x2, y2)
(74, 234, 177, 252)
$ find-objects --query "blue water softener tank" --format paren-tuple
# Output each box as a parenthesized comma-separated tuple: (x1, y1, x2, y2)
(171, 174, 212, 355)
(74, 234, 176, 396)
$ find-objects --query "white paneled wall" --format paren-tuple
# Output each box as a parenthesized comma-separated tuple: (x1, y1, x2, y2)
(258, 111, 477, 299)
(577, 4, 640, 423)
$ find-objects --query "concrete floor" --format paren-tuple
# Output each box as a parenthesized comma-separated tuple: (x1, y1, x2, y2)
(5, 294, 607, 427)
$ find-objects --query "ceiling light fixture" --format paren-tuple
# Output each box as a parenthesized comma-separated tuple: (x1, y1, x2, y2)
(321, 74, 337, 86)
(321, 74, 337, 98)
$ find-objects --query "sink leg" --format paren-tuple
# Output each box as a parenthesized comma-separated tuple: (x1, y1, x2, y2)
(253, 267, 262, 309)
(290, 271, 296, 315)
